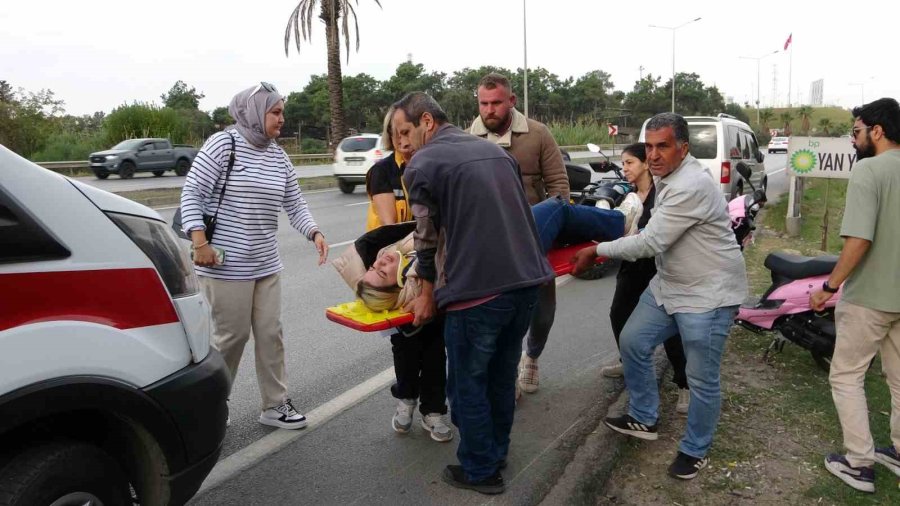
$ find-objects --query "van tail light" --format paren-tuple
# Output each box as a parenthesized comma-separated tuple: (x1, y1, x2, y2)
(720, 161, 731, 184)
(105, 212, 200, 298)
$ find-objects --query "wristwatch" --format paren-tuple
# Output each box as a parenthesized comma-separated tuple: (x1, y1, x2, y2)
(822, 281, 839, 293)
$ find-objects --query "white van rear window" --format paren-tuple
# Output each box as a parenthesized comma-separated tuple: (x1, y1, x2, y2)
(688, 125, 717, 160)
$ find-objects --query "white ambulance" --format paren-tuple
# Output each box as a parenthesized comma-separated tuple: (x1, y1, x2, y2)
(0, 144, 229, 506)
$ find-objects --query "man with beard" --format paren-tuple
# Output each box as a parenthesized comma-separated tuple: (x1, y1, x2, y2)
(469, 73, 568, 397)
(810, 98, 900, 494)
(393, 92, 553, 494)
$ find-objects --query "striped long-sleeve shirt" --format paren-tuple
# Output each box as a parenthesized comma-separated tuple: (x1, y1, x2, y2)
(180, 129, 320, 280)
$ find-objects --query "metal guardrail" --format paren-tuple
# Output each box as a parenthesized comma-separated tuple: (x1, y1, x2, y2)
(35, 146, 625, 177)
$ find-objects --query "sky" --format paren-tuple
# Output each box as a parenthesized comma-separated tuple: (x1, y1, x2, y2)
(2, 0, 897, 117)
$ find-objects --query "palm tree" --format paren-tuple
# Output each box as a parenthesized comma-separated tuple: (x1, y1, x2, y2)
(818, 118, 834, 136)
(779, 111, 794, 136)
(797, 106, 813, 135)
(285, 0, 382, 151)
(759, 109, 774, 133)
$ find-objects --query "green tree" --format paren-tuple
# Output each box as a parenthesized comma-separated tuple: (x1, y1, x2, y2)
(779, 111, 794, 135)
(571, 70, 614, 121)
(384, 61, 445, 101)
(0, 85, 66, 157)
(161, 80, 205, 110)
(342, 73, 388, 132)
(724, 103, 750, 124)
(284, 0, 382, 150)
(211, 106, 233, 128)
(759, 108, 775, 133)
(662, 72, 725, 116)
(623, 74, 669, 126)
(797, 105, 813, 135)
(817, 117, 834, 136)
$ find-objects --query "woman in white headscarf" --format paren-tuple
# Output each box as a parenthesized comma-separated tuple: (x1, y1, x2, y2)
(180, 82, 328, 430)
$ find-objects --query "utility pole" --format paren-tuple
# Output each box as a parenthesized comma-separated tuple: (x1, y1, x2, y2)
(639, 65, 645, 81)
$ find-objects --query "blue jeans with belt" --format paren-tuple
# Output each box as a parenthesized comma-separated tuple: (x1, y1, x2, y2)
(444, 286, 539, 481)
(620, 288, 738, 458)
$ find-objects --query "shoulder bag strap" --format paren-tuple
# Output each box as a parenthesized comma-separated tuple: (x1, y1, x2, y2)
(211, 132, 236, 222)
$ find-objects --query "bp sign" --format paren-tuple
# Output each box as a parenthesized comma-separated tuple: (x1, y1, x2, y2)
(787, 137, 857, 179)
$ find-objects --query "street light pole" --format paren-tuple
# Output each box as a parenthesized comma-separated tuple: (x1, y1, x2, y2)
(523, 0, 529, 119)
(739, 50, 778, 126)
(650, 17, 701, 113)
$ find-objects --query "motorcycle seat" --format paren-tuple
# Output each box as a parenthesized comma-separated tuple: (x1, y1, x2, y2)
(764, 251, 838, 280)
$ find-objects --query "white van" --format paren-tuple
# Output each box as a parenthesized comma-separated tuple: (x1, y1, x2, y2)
(640, 114, 767, 199)
(0, 144, 229, 505)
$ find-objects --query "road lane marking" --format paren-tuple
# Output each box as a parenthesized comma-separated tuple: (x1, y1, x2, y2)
(344, 201, 370, 207)
(767, 167, 786, 175)
(197, 366, 396, 495)
(556, 274, 573, 287)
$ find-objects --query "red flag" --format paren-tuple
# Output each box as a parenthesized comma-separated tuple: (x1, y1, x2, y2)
(784, 33, 792, 50)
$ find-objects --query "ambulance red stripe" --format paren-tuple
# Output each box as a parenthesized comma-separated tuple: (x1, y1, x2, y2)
(0, 268, 180, 331)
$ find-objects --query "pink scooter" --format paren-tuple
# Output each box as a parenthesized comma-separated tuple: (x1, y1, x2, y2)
(735, 253, 840, 371)
(729, 163, 767, 250)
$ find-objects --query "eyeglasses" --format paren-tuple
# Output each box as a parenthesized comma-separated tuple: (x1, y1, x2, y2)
(851, 126, 872, 138)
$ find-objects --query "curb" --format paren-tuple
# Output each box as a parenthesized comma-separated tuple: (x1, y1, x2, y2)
(539, 351, 670, 505)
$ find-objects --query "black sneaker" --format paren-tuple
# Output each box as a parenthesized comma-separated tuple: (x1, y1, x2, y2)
(875, 445, 900, 477)
(604, 414, 658, 440)
(441, 465, 505, 495)
(668, 451, 709, 480)
(824, 454, 875, 493)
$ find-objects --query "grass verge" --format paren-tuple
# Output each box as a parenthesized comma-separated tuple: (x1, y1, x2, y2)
(598, 185, 899, 504)
(114, 175, 338, 207)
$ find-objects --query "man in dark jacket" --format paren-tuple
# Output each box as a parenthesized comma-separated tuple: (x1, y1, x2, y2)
(393, 92, 554, 495)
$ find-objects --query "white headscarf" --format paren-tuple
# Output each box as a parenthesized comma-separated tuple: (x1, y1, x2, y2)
(228, 84, 284, 148)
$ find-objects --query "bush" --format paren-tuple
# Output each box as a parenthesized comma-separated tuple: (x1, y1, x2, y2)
(301, 138, 328, 153)
(30, 131, 108, 161)
(548, 121, 612, 147)
(103, 103, 190, 145)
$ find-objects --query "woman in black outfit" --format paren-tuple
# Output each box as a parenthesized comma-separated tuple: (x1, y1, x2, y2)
(365, 107, 451, 441)
(602, 142, 690, 414)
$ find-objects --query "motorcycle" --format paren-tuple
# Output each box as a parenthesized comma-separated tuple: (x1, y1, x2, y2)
(563, 143, 632, 280)
(735, 252, 840, 371)
(729, 162, 767, 250)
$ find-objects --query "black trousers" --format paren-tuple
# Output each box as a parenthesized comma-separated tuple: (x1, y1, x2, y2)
(390, 315, 448, 415)
(609, 259, 688, 389)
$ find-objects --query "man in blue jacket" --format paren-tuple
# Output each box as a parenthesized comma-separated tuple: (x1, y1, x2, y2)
(392, 91, 554, 495)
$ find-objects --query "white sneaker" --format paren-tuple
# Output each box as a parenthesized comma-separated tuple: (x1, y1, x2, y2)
(259, 399, 308, 430)
(518, 352, 539, 394)
(676, 388, 690, 415)
(602, 363, 624, 378)
(421, 413, 453, 442)
(392, 399, 416, 433)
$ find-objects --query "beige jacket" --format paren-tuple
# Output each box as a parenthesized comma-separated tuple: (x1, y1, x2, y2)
(332, 232, 421, 309)
(470, 108, 569, 205)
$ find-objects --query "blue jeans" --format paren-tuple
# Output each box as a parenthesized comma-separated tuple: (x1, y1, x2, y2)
(620, 289, 738, 458)
(444, 286, 539, 481)
(531, 196, 624, 254)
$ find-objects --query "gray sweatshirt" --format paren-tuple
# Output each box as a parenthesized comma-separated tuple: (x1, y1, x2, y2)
(403, 123, 554, 308)
(596, 154, 748, 313)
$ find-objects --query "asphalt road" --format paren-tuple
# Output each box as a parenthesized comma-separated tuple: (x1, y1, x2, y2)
(161, 153, 790, 504)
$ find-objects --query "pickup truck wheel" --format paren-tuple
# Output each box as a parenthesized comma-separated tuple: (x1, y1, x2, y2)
(174, 158, 190, 176)
(338, 179, 356, 194)
(118, 161, 136, 179)
(94, 169, 110, 180)
(0, 441, 133, 506)
(152, 170, 165, 177)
